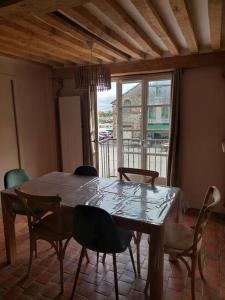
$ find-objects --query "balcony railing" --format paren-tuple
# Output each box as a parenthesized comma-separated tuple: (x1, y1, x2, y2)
(98, 138, 169, 179)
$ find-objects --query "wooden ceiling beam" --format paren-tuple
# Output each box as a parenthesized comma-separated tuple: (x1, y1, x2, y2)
(9, 18, 105, 64)
(208, 0, 223, 49)
(141, 0, 183, 54)
(0, 21, 92, 64)
(0, 41, 62, 66)
(0, 34, 70, 65)
(35, 14, 130, 62)
(92, 0, 162, 57)
(27, 15, 115, 63)
(60, 6, 145, 60)
(0, 0, 92, 17)
(0, 24, 86, 64)
(109, 51, 225, 75)
(169, 0, 198, 52)
(131, 0, 179, 56)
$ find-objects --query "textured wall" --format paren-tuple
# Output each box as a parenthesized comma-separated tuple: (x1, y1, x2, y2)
(0, 56, 57, 190)
(179, 66, 225, 212)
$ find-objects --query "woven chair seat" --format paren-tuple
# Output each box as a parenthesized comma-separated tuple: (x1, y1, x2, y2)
(33, 208, 73, 241)
(164, 223, 194, 252)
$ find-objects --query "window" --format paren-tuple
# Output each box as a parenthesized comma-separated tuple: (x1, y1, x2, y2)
(161, 106, 169, 120)
(97, 74, 172, 182)
(148, 107, 156, 120)
(124, 99, 131, 106)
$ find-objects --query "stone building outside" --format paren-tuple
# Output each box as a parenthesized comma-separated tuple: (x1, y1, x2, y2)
(111, 81, 171, 141)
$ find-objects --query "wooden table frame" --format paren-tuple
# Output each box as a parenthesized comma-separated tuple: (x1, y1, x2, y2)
(1, 172, 181, 300)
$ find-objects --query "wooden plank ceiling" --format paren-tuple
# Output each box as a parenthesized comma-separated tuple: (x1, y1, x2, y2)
(0, 0, 224, 67)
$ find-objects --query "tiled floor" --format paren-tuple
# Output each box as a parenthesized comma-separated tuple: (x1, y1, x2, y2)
(0, 210, 224, 300)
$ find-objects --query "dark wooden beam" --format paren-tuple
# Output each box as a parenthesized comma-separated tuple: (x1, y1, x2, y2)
(108, 51, 225, 75)
(53, 51, 225, 79)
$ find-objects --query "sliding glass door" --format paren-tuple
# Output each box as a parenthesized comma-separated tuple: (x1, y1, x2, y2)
(97, 73, 172, 183)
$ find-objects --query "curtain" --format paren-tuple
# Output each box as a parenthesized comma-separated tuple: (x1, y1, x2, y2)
(167, 69, 182, 186)
(80, 88, 98, 169)
(89, 88, 99, 170)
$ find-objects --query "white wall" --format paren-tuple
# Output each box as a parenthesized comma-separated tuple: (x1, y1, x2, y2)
(179, 66, 225, 212)
(0, 56, 57, 189)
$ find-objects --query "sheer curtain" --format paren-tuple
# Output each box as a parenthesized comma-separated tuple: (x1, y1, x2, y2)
(80, 88, 98, 170)
(167, 69, 182, 186)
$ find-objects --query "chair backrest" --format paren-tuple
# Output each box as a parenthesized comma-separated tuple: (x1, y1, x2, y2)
(73, 205, 123, 253)
(4, 168, 30, 189)
(15, 189, 63, 236)
(74, 165, 98, 177)
(118, 167, 159, 185)
(193, 186, 221, 250)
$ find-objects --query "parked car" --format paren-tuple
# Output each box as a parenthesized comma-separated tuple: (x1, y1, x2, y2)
(98, 131, 113, 141)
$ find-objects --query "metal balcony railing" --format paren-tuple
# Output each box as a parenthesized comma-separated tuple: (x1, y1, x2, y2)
(98, 138, 169, 178)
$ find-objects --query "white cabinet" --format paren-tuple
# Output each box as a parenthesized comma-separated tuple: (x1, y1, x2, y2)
(59, 96, 83, 172)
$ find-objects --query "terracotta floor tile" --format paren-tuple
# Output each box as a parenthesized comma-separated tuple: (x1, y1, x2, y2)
(132, 279, 147, 292)
(117, 281, 132, 296)
(76, 281, 97, 298)
(4, 286, 23, 299)
(35, 271, 53, 285)
(127, 289, 147, 300)
(95, 281, 113, 297)
(41, 282, 60, 298)
(88, 292, 108, 300)
(0, 210, 224, 299)
(23, 282, 43, 297)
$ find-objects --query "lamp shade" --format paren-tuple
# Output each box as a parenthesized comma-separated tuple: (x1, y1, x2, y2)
(74, 64, 111, 92)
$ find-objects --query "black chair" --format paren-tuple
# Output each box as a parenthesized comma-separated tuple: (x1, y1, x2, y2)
(71, 205, 137, 300)
(74, 165, 98, 177)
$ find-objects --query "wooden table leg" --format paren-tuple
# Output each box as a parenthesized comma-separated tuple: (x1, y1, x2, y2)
(145, 225, 164, 300)
(1, 193, 17, 265)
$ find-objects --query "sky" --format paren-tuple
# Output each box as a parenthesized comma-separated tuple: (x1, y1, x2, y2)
(97, 82, 138, 112)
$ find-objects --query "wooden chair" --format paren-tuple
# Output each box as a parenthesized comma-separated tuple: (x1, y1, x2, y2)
(4, 169, 43, 257)
(71, 205, 136, 300)
(145, 186, 221, 299)
(118, 167, 159, 185)
(117, 167, 159, 277)
(15, 189, 75, 294)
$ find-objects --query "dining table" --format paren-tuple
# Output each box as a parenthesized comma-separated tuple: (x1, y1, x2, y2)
(1, 171, 182, 300)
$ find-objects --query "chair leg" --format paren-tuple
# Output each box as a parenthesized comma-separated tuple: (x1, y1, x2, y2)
(71, 247, 85, 299)
(198, 251, 205, 281)
(191, 255, 197, 300)
(128, 245, 137, 277)
(112, 253, 119, 300)
(144, 237, 151, 295)
(58, 240, 64, 294)
(136, 232, 142, 277)
(26, 237, 34, 277)
(144, 254, 150, 295)
(102, 253, 106, 264)
(97, 251, 99, 264)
